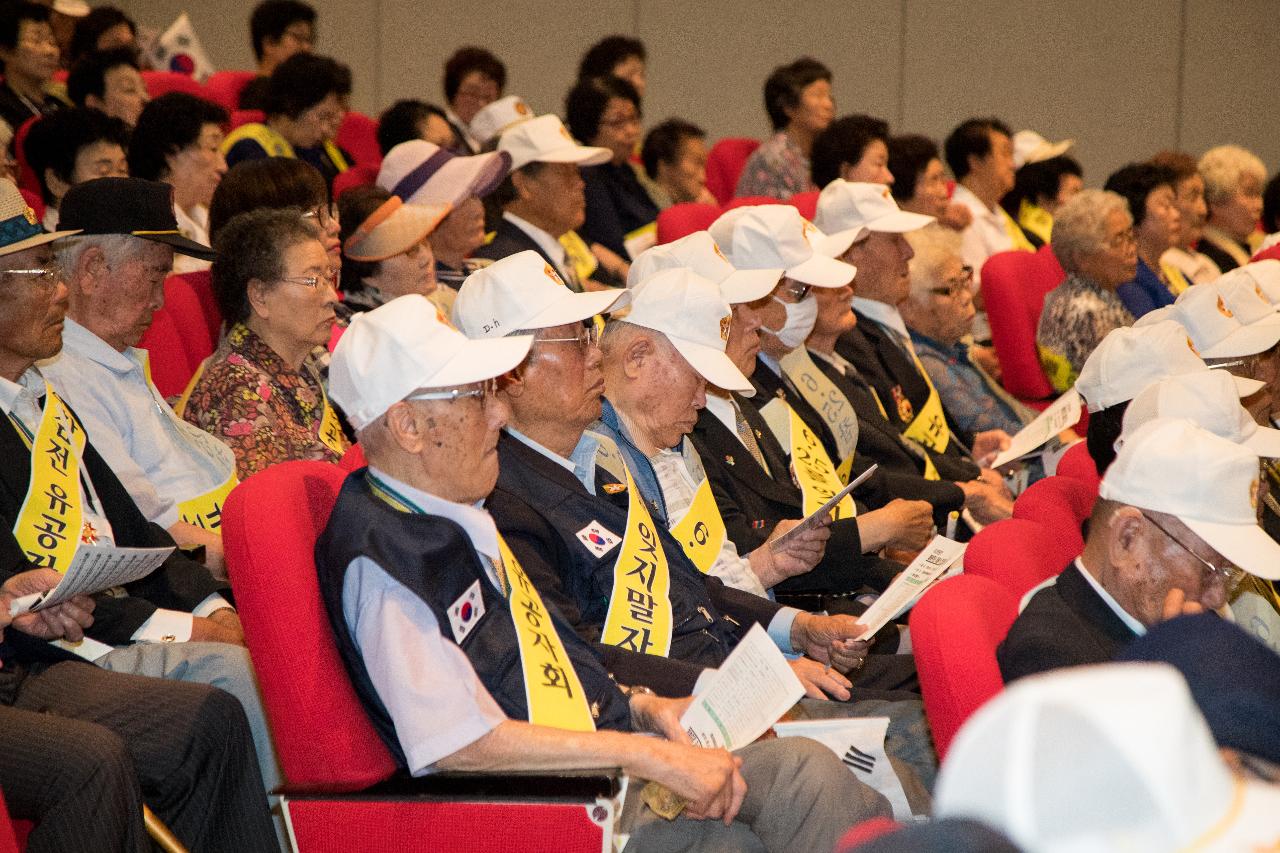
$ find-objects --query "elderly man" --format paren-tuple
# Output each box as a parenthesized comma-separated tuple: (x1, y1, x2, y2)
(998, 417, 1280, 683)
(320, 294, 887, 851)
(816, 181, 1015, 522)
(42, 177, 233, 570)
(474, 114, 612, 290)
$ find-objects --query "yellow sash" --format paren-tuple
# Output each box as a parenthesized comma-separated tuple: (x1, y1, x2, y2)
(866, 383, 941, 480)
(316, 383, 350, 457)
(322, 139, 350, 174)
(1017, 200, 1054, 245)
(558, 231, 599, 289)
(222, 122, 295, 158)
(759, 398, 856, 520)
(11, 385, 87, 571)
(177, 474, 237, 531)
(669, 477, 728, 574)
(999, 206, 1037, 253)
(1160, 261, 1192, 297)
(367, 473, 594, 731)
(1038, 344, 1078, 394)
(171, 358, 206, 419)
(902, 348, 951, 453)
(599, 460, 675, 657)
(780, 347, 859, 466)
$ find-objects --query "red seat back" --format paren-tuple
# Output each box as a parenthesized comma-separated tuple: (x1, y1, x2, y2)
(203, 70, 257, 111)
(18, 187, 43, 224)
(786, 189, 819, 221)
(162, 276, 215, 367)
(980, 244, 1065, 402)
(13, 115, 41, 199)
(1012, 475, 1095, 560)
(705, 137, 760, 206)
(137, 308, 195, 398)
(230, 109, 266, 129)
(141, 70, 207, 100)
(1253, 244, 1280, 264)
(0, 790, 19, 853)
(1056, 441, 1102, 491)
(965, 517, 1071, 599)
(909, 574, 1018, 758)
(339, 443, 366, 472)
(336, 112, 381, 169)
(173, 270, 222, 343)
(223, 461, 399, 793)
(723, 194, 782, 211)
(655, 202, 720, 244)
(332, 162, 380, 200)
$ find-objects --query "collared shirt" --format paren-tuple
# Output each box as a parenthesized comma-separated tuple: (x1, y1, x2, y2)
(502, 212, 572, 282)
(852, 297, 912, 346)
(42, 317, 237, 529)
(1161, 246, 1222, 287)
(0, 366, 229, 646)
(343, 466, 508, 775)
(734, 131, 814, 200)
(1075, 557, 1147, 637)
(443, 105, 481, 154)
(909, 330, 1033, 436)
(1036, 273, 1135, 392)
(172, 203, 212, 275)
(952, 184, 1016, 282)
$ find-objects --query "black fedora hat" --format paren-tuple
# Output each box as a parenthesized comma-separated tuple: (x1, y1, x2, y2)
(59, 177, 216, 261)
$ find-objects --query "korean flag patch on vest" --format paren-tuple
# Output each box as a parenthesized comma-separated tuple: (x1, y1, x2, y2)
(575, 521, 621, 558)
(447, 580, 485, 644)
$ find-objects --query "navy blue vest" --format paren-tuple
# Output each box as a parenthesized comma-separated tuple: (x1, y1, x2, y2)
(316, 472, 633, 767)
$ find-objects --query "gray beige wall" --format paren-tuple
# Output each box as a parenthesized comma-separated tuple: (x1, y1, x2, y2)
(124, 0, 1277, 182)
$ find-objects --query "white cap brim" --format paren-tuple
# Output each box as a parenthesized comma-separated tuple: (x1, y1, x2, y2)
(814, 226, 862, 258)
(787, 253, 855, 287)
(1201, 322, 1280, 359)
(530, 145, 611, 167)
(721, 268, 784, 304)
(1226, 373, 1267, 399)
(865, 210, 936, 234)
(669, 337, 754, 393)
(1182, 515, 1280, 580)
(427, 335, 534, 389)
(1242, 423, 1280, 458)
(523, 287, 629, 330)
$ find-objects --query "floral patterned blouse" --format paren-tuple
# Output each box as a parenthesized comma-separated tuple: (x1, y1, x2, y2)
(181, 323, 350, 478)
(733, 132, 815, 200)
(1036, 274, 1135, 393)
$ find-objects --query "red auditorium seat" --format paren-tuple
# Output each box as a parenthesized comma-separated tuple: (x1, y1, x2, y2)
(336, 112, 381, 169)
(0, 792, 19, 853)
(723, 194, 782, 211)
(908, 574, 1019, 758)
(338, 443, 365, 472)
(655, 202, 720, 244)
(140, 70, 207, 100)
(173, 270, 222, 343)
(221, 461, 620, 853)
(1012, 475, 1095, 559)
(1055, 440, 1102, 492)
(203, 70, 257, 111)
(980, 244, 1065, 404)
(964, 517, 1072, 599)
(229, 109, 266, 129)
(786, 189, 819, 221)
(137, 309, 195, 399)
(13, 115, 41, 199)
(332, 162, 379, 200)
(835, 817, 903, 852)
(705, 137, 760, 206)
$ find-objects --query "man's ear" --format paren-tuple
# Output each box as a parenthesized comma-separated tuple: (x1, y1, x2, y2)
(623, 335, 652, 378)
(510, 169, 534, 204)
(69, 245, 108, 296)
(384, 402, 426, 454)
(1107, 505, 1146, 569)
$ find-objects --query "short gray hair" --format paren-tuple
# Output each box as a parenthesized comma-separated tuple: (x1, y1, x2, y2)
(1051, 189, 1132, 274)
(1199, 144, 1266, 205)
(56, 233, 149, 279)
(905, 223, 963, 301)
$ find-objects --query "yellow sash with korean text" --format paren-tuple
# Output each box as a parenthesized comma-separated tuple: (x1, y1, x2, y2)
(759, 398, 856, 520)
(669, 477, 728, 574)
(177, 474, 237, 531)
(10, 385, 86, 571)
(316, 384, 350, 457)
(902, 348, 952, 453)
(593, 437, 675, 657)
(866, 382, 941, 480)
(367, 473, 594, 731)
(780, 347, 859, 469)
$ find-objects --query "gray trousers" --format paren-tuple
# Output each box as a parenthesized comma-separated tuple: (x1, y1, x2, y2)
(623, 736, 891, 853)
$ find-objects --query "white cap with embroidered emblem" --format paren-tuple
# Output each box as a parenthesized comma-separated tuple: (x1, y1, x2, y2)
(1214, 266, 1280, 325)
(1135, 279, 1280, 358)
(1242, 259, 1280, 309)
(627, 231, 783, 304)
(1120, 369, 1280, 458)
(708, 205, 857, 287)
(470, 95, 535, 146)
(498, 114, 611, 171)
(813, 180, 935, 238)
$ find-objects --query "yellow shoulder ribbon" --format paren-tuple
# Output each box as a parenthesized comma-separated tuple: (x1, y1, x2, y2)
(759, 397, 857, 520)
(221, 122, 295, 159)
(779, 347, 859, 465)
(11, 385, 87, 572)
(1000, 206, 1037, 253)
(670, 477, 728, 574)
(902, 348, 951, 453)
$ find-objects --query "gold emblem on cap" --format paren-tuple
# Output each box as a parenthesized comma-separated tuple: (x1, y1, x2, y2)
(559, 125, 573, 142)
(1186, 336, 1200, 357)
(800, 221, 816, 246)
(22, 206, 35, 225)
(881, 187, 892, 200)
(1250, 477, 1261, 510)
(515, 100, 531, 116)
(1257, 284, 1268, 301)
(543, 262, 565, 286)
(1216, 295, 1234, 318)
(712, 243, 727, 263)
(719, 315, 732, 341)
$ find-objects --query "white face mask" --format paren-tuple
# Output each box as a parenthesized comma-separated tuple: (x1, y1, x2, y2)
(764, 294, 818, 349)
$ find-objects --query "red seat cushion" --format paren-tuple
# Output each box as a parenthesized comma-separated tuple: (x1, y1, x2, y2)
(230, 109, 266, 129)
(980, 244, 1065, 402)
(336, 112, 381, 170)
(705, 137, 760, 206)
(338, 444, 366, 472)
(1056, 441, 1102, 491)
(964, 517, 1071, 599)
(140, 70, 207, 100)
(908, 574, 1019, 758)
(655, 202, 720, 244)
(162, 276, 214, 367)
(203, 70, 257, 111)
(1012, 475, 1095, 560)
(173, 270, 222, 343)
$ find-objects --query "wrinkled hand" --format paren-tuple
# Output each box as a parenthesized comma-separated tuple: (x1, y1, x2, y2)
(190, 608, 245, 646)
(857, 499, 934, 552)
(0, 568, 95, 641)
(969, 345, 1003, 382)
(939, 201, 973, 231)
(788, 656, 852, 701)
(971, 431, 1013, 466)
(750, 517, 832, 587)
(656, 742, 746, 825)
(977, 467, 1013, 497)
(1161, 587, 1205, 622)
(959, 479, 1014, 524)
(790, 611, 870, 673)
(629, 692, 693, 744)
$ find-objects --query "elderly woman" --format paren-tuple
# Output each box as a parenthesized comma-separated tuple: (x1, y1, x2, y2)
(1152, 150, 1219, 285)
(735, 57, 834, 200)
(568, 74, 657, 274)
(210, 157, 340, 269)
(888, 134, 973, 231)
(901, 224, 1037, 436)
(1036, 189, 1138, 392)
(1104, 162, 1185, 317)
(1198, 144, 1266, 272)
(337, 185, 449, 313)
(999, 155, 1083, 247)
(128, 92, 230, 274)
(181, 208, 349, 477)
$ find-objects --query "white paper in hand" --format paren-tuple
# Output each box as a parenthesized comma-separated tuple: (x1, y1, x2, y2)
(680, 623, 803, 750)
(9, 544, 174, 616)
(855, 536, 965, 639)
(990, 389, 1081, 468)
(773, 717, 915, 818)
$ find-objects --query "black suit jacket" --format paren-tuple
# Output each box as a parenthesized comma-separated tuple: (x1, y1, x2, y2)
(0, 410, 227, 647)
(996, 563, 1140, 683)
(473, 217, 562, 271)
(837, 317, 981, 480)
(689, 397, 901, 594)
(486, 433, 781, 696)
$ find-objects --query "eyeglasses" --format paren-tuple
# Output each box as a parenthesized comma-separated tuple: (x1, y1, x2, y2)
(534, 324, 599, 351)
(1141, 511, 1245, 593)
(599, 113, 642, 130)
(929, 266, 974, 298)
(1, 265, 61, 285)
(1107, 228, 1138, 249)
(405, 377, 499, 405)
(279, 269, 338, 289)
(777, 283, 811, 302)
(302, 204, 339, 229)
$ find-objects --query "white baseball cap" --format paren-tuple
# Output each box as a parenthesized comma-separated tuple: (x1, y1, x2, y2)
(627, 231, 782, 304)
(1102, 417, 1280, 580)
(1137, 281, 1280, 358)
(330, 294, 533, 431)
(1075, 321, 1263, 412)
(709, 206, 857, 287)
(813, 180, 935, 238)
(937, 663, 1280, 852)
(624, 268, 753, 394)
(469, 95, 535, 146)
(377, 140, 511, 208)
(1243, 259, 1280, 308)
(1216, 267, 1280, 325)
(498, 114, 611, 172)
(1121, 370, 1280, 457)
(1011, 130, 1074, 169)
(451, 249, 627, 339)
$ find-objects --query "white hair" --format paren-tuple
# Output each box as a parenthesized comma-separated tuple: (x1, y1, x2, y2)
(905, 223, 963, 301)
(55, 234, 151, 280)
(1199, 144, 1266, 205)
(1050, 189, 1132, 275)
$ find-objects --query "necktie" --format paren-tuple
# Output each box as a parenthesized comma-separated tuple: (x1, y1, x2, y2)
(488, 553, 509, 596)
(732, 400, 771, 476)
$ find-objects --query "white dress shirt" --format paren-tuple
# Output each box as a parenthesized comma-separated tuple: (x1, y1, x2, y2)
(852, 297, 912, 346)
(952, 184, 1016, 282)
